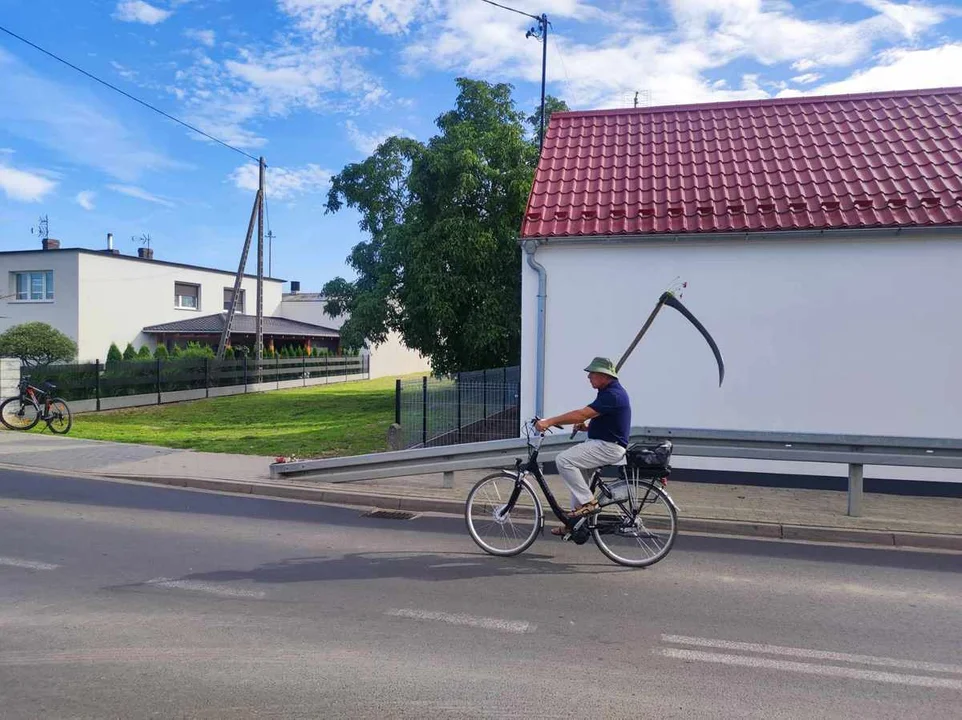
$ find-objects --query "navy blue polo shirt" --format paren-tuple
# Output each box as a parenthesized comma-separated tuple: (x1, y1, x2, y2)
(588, 379, 631, 447)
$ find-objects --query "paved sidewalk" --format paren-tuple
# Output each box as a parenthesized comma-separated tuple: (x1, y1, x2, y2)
(2, 430, 960, 550)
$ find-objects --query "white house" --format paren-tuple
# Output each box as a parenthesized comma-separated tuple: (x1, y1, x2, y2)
(520, 86, 962, 484)
(277, 291, 431, 379)
(0, 238, 325, 361)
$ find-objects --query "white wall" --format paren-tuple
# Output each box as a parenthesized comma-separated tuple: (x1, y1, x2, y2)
(522, 231, 962, 445)
(0, 251, 80, 352)
(77, 253, 284, 361)
(278, 294, 430, 378)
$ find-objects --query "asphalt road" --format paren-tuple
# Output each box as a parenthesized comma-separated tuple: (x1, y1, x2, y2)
(1, 467, 960, 719)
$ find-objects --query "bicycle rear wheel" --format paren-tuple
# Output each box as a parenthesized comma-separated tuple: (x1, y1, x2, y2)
(591, 481, 678, 568)
(0, 397, 40, 431)
(46, 398, 72, 434)
(465, 472, 542, 556)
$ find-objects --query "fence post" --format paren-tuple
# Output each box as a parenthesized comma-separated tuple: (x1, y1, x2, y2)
(847, 463, 864, 517)
(482, 369, 487, 420)
(422, 375, 428, 447)
(156, 358, 162, 405)
(95, 359, 101, 412)
(276, 354, 280, 390)
(325, 355, 329, 383)
(457, 373, 462, 444)
(395, 379, 401, 425)
(205, 357, 210, 399)
(303, 354, 307, 387)
(243, 355, 248, 392)
(503, 366, 507, 413)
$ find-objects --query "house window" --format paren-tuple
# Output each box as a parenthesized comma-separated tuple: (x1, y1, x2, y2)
(175, 282, 200, 310)
(13, 271, 54, 301)
(223, 288, 246, 313)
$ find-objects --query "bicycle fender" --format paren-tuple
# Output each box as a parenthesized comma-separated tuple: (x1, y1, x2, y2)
(660, 487, 681, 514)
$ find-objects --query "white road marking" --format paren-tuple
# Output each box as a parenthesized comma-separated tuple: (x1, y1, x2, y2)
(662, 634, 962, 675)
(145, 578, 266, 599)
(660, 648, 962, 690)
(386, 608, 535, 634)
(0, 556, 60, 571)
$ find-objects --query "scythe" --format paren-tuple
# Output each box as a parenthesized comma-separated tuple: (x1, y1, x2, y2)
(615, 290, 725, 385)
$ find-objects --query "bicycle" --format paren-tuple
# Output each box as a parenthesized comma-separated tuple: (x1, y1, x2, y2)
(0, 376, 73, 434)
(464, 419, 680, 568)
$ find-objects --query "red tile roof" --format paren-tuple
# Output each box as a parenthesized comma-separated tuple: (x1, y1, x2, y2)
(521, 87, 962, 239)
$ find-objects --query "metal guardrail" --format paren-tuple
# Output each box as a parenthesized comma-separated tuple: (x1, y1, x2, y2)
(270, 426, 962, 517)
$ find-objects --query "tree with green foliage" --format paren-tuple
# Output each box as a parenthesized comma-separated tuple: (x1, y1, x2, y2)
(224, 346, 235, 360)
(171, 344, 183, 358)
(106, 342, 123, 366)
(0, 322, 78, 367)
(123, 343, 137, 361)
(137, 345, 152, 360)
(323, 78, 567, 375)
(154, 345, 169, 360)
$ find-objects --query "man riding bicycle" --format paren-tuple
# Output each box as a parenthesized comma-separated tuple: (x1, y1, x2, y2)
(535, 357, 631, 533)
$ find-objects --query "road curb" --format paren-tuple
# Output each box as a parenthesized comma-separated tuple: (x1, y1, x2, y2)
(93, 471, 962, 552)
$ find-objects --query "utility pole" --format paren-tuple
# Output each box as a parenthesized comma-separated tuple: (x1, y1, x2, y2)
(256, 156, 265, 363)
(524, 12, 549, 152)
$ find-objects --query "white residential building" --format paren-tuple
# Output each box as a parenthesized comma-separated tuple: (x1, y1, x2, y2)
(520, 87, 962, 485)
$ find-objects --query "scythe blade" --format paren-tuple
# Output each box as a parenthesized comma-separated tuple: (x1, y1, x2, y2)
(661, 292, 725, 386)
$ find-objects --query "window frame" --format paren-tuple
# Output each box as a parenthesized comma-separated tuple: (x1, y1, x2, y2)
(174, 282, 201, 311)
(11, 270, 55, 302)
(223, 287, 246, 314)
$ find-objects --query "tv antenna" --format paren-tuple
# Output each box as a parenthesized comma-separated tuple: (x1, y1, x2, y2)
(30, 214, 50, 240)
(131, 232, 152, 249)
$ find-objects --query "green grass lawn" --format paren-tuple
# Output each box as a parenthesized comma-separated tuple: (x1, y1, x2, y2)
(64, 375, 404, 458)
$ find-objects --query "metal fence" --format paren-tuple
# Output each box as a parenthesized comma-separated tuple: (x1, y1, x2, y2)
(24, 355, 369, 409)
(395, 366, 521, 449)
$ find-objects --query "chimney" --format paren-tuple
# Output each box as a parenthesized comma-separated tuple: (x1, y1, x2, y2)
(290, 280, 300, 294)
(42, 238, 60, 250)
(138, 247, 154, 260)
(102, 232, 119, 254)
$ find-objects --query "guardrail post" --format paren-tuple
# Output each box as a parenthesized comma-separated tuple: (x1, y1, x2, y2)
(95, 359, 101, 412)
(847, 463, 864, 517)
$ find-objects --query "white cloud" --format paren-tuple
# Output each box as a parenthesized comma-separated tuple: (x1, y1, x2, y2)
(811, 43, 962, 95)
(344, 121, 408, 155)
(0, 48, 181, 182)
(399, 0, 954, 108)
(792, 72, 822, 84)
(185, 29, 216, 47)
(0, 163, 57, 202)
(108, 184, 175, 207)
(230, 162, 332, 200)
(75, 190, 96, 210)
(114, 0, 172, 25)
(111, 60, 138, 81)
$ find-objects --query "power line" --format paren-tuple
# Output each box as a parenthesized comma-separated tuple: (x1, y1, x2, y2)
(0, 23, 260, 163)
(477, 0, 540, 22)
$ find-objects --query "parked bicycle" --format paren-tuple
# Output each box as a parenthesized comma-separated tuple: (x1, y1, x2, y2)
(0, 376, 73, 434)
(464, 419, 679, 568)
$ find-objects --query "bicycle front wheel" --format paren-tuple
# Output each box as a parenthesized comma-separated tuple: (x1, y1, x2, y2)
(0, 397, 40, 431)
(591, 481, 678, 568)
(465, 472, 542, 556)
(46, 398, 72, 434)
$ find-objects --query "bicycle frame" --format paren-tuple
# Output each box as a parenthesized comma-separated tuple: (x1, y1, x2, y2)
(503, 421, 672, 531)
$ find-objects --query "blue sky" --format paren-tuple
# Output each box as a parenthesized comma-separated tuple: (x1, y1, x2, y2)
(1, 0, 960, 290)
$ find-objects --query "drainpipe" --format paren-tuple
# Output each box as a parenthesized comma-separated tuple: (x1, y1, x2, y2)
(523, 239, 546, 417)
